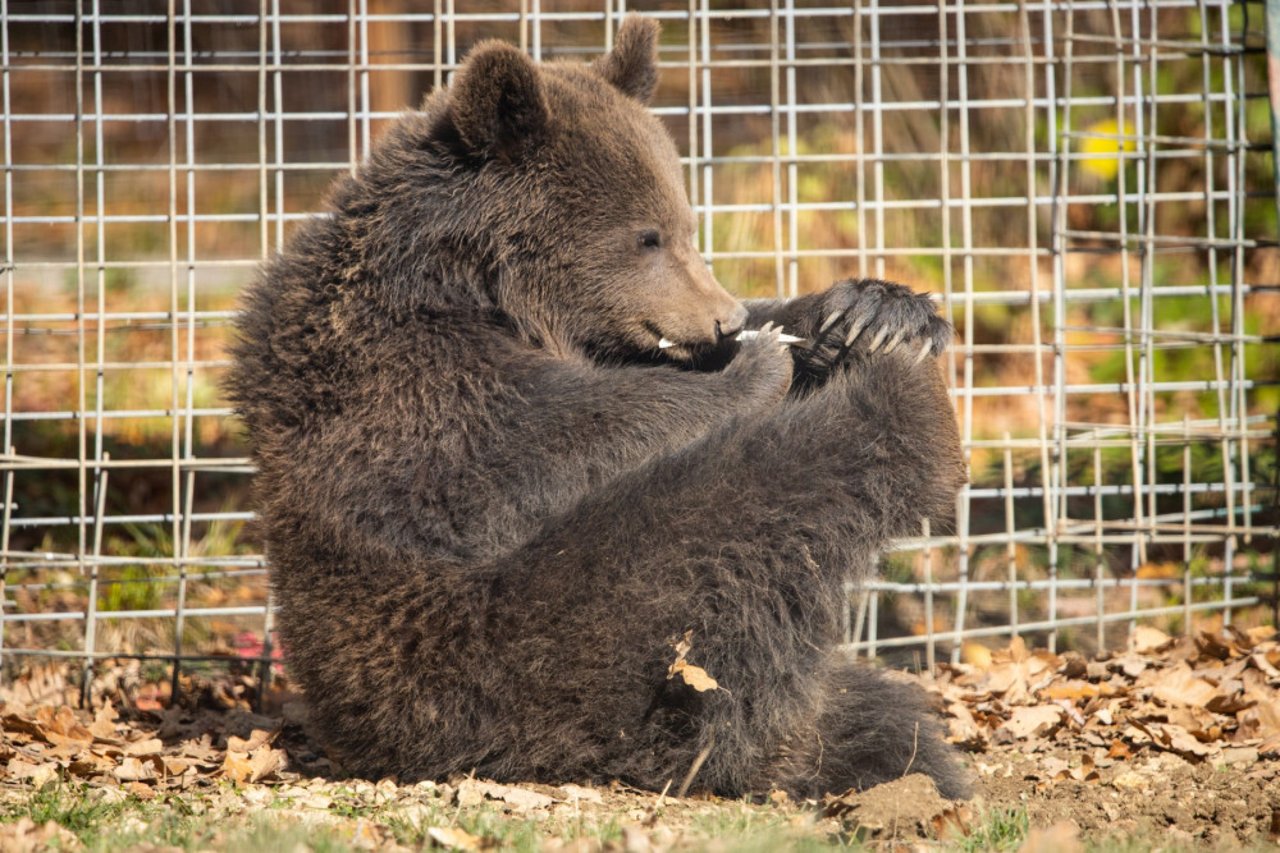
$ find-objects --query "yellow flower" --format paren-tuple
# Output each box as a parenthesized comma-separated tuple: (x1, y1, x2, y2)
(1079, 117, 1136, 180)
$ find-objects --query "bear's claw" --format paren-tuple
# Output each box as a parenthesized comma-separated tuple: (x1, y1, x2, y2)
(803, 278, 951, 374)
(736, 328, 804, 345)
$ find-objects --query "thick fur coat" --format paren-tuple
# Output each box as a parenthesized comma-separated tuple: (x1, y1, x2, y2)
(227, 17, 970, 799)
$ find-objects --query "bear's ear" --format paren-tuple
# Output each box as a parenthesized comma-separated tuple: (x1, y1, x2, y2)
(593, 15, 660, 104)
(449, 41, 548, 160)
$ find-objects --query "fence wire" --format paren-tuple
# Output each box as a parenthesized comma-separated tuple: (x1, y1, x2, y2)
(0, 0, 1276, 696)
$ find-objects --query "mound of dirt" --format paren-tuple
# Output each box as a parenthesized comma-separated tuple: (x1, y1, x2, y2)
(824, 773, 968, 841)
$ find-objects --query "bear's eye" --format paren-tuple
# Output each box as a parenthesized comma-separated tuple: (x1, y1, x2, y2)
(638, 230, 662, 251)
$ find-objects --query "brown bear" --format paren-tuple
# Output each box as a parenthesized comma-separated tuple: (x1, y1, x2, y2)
(227, 16, 969, 799)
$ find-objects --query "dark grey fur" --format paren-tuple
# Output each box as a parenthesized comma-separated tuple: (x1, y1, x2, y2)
(227, 16, 970, 799)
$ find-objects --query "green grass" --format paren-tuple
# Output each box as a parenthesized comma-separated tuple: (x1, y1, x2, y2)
(0, 781, 842, 852)
(0, 781, 623, 852)
(20, 782, 136, 837)
(688, 800, 847, 851)
(2, 782, 205, 851)
(955, 807, 1030, 852)
(3, 779, 1274, 852)
(2, 782, 391, 852)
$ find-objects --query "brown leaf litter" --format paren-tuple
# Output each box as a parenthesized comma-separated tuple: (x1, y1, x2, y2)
(934, 625, 1280, 764)
(929, 625, 1280, 846)
(0, 625, 1275, 849)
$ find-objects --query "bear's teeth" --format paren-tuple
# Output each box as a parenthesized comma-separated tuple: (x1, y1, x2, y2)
(658, 338, 675, 349)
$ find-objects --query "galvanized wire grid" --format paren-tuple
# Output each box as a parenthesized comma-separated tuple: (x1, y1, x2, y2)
(0, 1, 1275, 696)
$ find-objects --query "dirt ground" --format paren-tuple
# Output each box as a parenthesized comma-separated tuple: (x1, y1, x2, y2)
(1, 626, 1278, 850)
(973, 745, 1279, 847)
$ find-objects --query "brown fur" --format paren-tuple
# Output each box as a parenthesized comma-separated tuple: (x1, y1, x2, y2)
(227, 16, 970, 799)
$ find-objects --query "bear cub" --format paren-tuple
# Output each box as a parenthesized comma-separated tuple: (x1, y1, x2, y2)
(228, 16, 970, 799)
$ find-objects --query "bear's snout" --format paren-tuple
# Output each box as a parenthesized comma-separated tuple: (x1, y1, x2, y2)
(716, 304, 748, 341)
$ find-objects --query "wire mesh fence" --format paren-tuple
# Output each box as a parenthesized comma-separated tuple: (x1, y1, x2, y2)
(0, 1, 1276, 700)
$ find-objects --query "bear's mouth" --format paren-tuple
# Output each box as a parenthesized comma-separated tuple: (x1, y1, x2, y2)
(642, 321, 708, 362)
(654, 334, 699, 362)
(641, 322, 688, 360)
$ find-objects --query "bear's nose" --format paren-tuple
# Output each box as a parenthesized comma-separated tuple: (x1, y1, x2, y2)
(716, 305, 749, 340)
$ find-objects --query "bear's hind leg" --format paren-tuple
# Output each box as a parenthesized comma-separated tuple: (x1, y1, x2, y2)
(478, 353, 965, 796)
(769, 660, 972, 800)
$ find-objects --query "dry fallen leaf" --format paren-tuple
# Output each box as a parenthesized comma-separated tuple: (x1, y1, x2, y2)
(6, 758, 58, 788)
(453, 779, 555, 812)
(1042, 681, 1108, 701)
(946, 701, 985, 747)
(89, 703, 118, 741)
(3, 711, 50, 743)
(125, 780, 156, 800)
(226, 728, 276, 753)
(1018, 820, 1084, 853)
(669, 660, 719, 693)
(1135, 721, 1217, 760)
(123, 738, 164, 757)
(931, 802, 974, 840)
(0, 817, 80, 853)
(667, 630, 720, 693)
(1142, 662, 1219, 707)
(1000, 705, 1064, 740)
(559, 783, 603, 804)
(489, 782, 554, 812)
(68, 752, 116, 778)
(1110, 770, 1149, 790)
(1220, 746, 1259, 766)
(221, 745, 285, 784)
(962, 642, 993, 670)
(39, 705, 93, 744)
(1107, 740, 1133, 760)
(427, 825, 482, 851)
(1250, 652, 1280, 679)
(1076, 755, 1101, 782)
(113, 756, 158, 783)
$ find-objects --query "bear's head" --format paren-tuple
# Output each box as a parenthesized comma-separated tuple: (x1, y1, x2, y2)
(355, 16, 746, 362)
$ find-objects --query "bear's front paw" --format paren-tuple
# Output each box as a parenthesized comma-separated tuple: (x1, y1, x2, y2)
(804, 279, 951, 371)
(725, 321, 794, 404)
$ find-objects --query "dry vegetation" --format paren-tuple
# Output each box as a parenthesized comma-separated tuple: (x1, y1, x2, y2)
(1, 625, 1278, 850)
